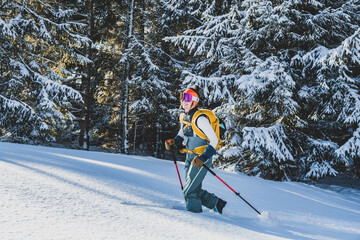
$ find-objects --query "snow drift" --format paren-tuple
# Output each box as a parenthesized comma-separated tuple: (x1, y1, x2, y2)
(1, 142, 359, 240)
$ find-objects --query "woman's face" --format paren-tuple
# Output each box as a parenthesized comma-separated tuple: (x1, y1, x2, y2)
(181, 100, 194, 113)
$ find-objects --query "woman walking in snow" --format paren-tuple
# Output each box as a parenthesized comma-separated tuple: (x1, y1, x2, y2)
(165, 85, 227, 213)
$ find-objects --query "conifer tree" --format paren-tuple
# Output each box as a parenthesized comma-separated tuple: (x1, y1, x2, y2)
(303, 27, 360, 178)
(71, 0, 128, 151)
(119, 0, 182, 155)
(165, 0, 360, 180)
(0, 0, 89, 143)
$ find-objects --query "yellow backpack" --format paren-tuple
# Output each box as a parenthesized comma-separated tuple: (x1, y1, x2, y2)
(179, 109, 225, 155)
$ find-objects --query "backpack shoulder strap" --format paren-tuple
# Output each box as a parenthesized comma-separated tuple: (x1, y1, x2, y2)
(180, 113, 184, 126)
(180, 112, 191, 130)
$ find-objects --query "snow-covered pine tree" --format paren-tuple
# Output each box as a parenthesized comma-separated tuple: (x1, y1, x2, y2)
(234, 56, 299, 180)
(237, 0, 359, 180)
(162, 1, 246, 165)
(116, 0, 137, 154)
(302, 27, 360, 178)
(163, 2, 246, 164)
(68, 0, 130, 151)
(240, 124, 295, 180)
(336, 128, 360, 177)
(105, 0, 182, 155)
(159, 0, 218, 27)
(305, 138, 339, 179)
(289, 0, 360, 179)
(165, 0, 360, 180)
(164, 1, 239, 105)
(165, 1, 299, 179)
(72, 0, 122, 150)
(0, 0, 90, 144)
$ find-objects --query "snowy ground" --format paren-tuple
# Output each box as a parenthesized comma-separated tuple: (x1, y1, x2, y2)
(1, 142, 359, 240)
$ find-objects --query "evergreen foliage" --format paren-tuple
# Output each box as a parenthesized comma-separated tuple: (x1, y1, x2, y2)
(165, 0, 360, 180)
(1, 0, 359, 181)
(0, 0, 89, 143)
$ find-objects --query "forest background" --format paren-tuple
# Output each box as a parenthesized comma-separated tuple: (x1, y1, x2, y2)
(1, 0, 359, 183)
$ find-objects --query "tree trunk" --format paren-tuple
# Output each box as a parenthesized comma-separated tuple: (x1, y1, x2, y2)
(80, 0, 94, 150)
(119, 0, 135, 154)
(123, 66, 129, 154)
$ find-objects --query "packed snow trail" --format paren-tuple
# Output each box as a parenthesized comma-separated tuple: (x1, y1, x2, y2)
(1, 142, 359, 240)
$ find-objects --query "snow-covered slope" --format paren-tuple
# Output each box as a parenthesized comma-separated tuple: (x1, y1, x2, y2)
(1, 142, 359, 240)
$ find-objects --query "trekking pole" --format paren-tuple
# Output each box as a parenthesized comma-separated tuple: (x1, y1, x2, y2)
(201, 164, 261, 215)
(170, 147, 183, 190)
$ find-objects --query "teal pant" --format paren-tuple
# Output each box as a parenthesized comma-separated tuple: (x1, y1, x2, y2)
(182, 137, 218, 213)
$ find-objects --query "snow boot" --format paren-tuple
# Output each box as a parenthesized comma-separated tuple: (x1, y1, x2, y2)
(213, 198, 227, 214)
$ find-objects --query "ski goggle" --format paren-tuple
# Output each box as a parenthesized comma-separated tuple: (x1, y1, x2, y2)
(181, 92, 199, 103)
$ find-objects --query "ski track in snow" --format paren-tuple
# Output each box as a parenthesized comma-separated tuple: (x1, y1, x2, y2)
(0, 142, 360, 240)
